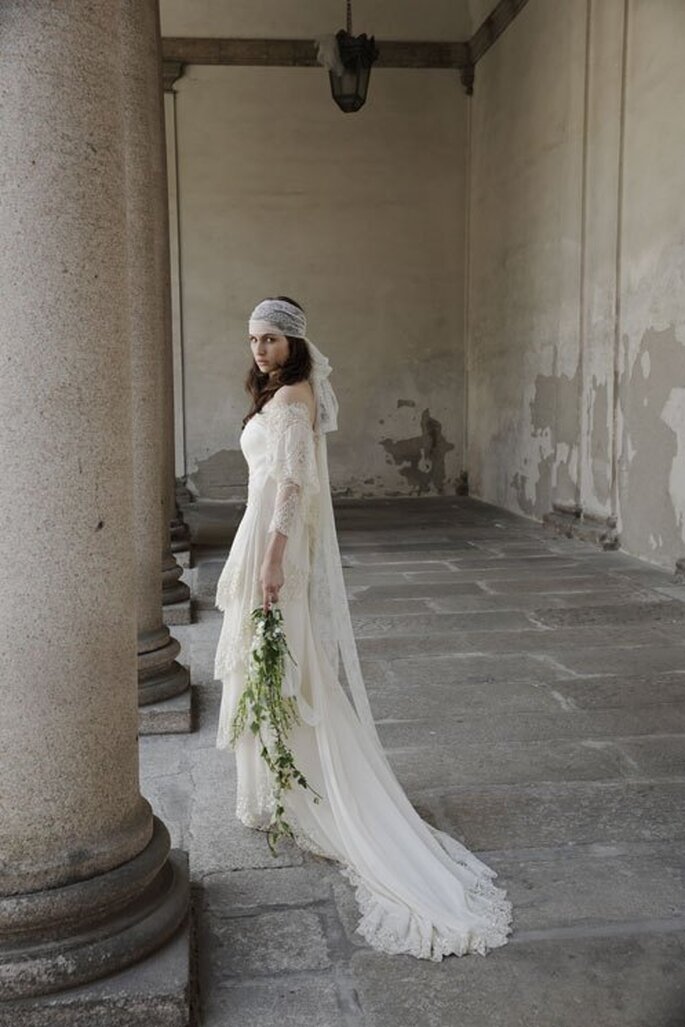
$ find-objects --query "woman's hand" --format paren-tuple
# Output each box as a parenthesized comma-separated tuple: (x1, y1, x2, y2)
(260, 557, 284, 612)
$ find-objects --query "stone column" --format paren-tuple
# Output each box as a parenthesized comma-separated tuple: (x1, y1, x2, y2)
(0, 2, 188, 998)
(123, 0, 189, 705)
(156, 56, 191, 610)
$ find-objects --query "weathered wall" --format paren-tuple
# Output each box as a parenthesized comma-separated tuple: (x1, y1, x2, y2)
(467, 0, 685, 569)
(161, 2, 469, 500)
(617, 0, 685, 566)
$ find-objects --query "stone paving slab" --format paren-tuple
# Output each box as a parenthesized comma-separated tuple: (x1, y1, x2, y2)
(200, 907, 332, 978)
(369, 675, 562, 721)
(141, 497, 685, 1027)
(199, 865, 333, 915)
(352, 609, 539, 637)
(384, 737, 631, 790)
(477, 574, 638, 594)
(357, 624, 556, 659)
(431, 780, 685, 850)
(380, 651, 572, 687)
(376, 703, 685, 748)
(547, 644, 685, 678)
(542, 671, 685, 709)
(350, 931, 685, 1027)
(351, 587, 665, 614)
(352, 617, 667, 651)
(532, 599, 685, 626)
(353, 581, 662, 607)
(200, 976, 355, 1027)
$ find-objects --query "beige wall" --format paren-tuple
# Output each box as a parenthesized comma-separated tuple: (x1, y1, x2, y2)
(467, 0, 685, 569)
(167, 61, 468, 500)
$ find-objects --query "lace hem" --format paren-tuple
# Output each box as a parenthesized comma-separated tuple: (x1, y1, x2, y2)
(338, 861, 512, 960)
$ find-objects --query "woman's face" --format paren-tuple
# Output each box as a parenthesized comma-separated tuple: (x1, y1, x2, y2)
(249, 331, 289, 375)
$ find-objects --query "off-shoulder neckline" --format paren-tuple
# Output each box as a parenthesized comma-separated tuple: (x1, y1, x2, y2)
(262, 398, 315, 426)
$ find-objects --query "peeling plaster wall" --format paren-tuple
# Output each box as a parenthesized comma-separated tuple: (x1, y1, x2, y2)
(617, 0, 685, 566)
(467, 0, 586, 520)
(467, 0, 685, 569)
(166, 57, 467, 500)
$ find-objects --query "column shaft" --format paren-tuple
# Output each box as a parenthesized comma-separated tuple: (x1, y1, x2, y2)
(0, 1, 188, 997)
(123, 0, 189, 703)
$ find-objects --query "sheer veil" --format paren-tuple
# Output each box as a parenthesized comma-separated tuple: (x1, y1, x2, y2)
(303, 337, 383, 750)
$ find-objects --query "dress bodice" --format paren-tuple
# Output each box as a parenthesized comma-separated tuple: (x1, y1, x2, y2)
(240, 407, 268, 484)
(240, 401, 319, 517)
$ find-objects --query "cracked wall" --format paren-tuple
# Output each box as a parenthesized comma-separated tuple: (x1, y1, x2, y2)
(467, 0, 685, 569)
(168, 56, 468, 500)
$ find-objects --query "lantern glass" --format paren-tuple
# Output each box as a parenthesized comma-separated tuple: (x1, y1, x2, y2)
(328, 66, 371, 113)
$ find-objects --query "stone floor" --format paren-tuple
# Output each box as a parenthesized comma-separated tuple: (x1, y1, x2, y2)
(141, 496, 685, 1027)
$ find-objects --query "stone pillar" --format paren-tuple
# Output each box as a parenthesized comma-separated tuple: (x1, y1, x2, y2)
(122, 0, 189, 705)
(0, 2, 188, 998)
(156, 55, 191, 610)
(162, 66, 193, 567)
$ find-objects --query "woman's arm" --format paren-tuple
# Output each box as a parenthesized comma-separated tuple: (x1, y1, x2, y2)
(260, 390, 317, 610)
(260, 516, 290, 611)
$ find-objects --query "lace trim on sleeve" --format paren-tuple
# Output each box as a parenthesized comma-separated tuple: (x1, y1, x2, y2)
(265, 401, 320, 537)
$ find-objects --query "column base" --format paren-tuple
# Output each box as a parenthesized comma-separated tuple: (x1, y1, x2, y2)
(0, 821, 189, 1002)
(138, 628, 189, 705)
(0, 853, 193, 1027)
(139, 686, 192, 735)
(170, 519, 190, 547)
(162, 598, 192, 626)
(162, 551, 190, 606)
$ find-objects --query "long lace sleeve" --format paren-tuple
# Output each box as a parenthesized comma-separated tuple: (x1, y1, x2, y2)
(265, 402, 320, 537)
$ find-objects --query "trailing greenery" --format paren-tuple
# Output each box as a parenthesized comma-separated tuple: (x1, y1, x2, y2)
(230, 604, 321, 853)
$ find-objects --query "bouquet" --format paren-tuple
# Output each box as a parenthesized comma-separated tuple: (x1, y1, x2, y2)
(230, 604, 321, 854)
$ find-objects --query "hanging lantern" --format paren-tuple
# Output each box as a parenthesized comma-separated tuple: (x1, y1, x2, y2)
(315, 1, 379, 113)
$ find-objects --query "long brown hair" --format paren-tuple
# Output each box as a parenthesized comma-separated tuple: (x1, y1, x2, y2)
(242, 296, 312, 428)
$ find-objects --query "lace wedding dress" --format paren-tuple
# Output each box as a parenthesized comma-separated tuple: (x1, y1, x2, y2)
(214, 394, 513, 960)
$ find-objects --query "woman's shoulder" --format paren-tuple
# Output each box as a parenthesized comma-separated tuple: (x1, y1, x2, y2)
(271, 381, 316, 424)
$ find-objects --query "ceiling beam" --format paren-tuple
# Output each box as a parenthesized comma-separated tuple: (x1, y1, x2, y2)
(161, 0, 531, 94)
(161, 37, 470, 70)
(469, 0, 530, 64)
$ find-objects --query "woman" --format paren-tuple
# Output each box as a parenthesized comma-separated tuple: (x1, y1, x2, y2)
(214, 296, 513, 959)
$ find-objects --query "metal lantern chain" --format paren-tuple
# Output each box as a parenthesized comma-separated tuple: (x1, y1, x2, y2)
(347, 0, 352, 33)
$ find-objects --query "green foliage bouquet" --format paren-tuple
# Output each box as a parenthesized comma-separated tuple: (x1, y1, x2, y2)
(230, 604, 321, 853)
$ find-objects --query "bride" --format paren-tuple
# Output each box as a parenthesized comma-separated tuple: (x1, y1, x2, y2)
(214, 296, 513, 960)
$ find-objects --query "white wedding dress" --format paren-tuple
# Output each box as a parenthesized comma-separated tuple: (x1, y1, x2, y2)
(214, 395, 513, 959)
